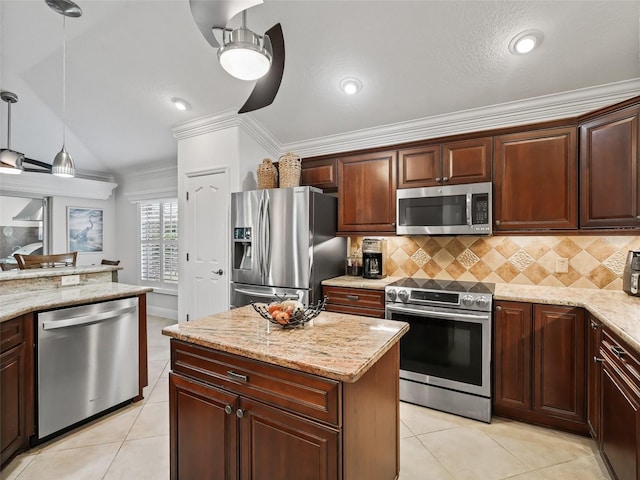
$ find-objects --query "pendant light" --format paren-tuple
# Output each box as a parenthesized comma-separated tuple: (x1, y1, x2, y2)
(47, 0, 82, 178)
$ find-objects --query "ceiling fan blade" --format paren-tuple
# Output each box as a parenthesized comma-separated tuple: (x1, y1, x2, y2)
(238, 23, 285, 114)
(189, 0, 263, 48)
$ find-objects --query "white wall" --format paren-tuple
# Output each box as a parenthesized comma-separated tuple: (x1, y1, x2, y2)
(114, 162, 178, 320)
(50, 195, 116, 266)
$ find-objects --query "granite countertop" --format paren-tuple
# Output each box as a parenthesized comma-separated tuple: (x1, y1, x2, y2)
(322, 275, 640, 353)
(0, 265, 121, 281)
(162, 305, 409, 383)
(0, 283, 153, 322)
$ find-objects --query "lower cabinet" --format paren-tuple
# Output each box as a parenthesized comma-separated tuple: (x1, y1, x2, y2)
(587, 315, 602, 440)
(169, 339, 400, 480)
(323, 286, 386, 318)
(493, 301, 587, 434)
(0, 314, 34, 467)
(598, 327, 640, 480)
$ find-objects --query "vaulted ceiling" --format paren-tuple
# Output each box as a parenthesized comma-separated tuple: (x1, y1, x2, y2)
(1, 0, 639, 177)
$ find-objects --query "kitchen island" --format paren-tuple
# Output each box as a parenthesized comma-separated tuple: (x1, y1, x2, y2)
(163, 305, 409, 480)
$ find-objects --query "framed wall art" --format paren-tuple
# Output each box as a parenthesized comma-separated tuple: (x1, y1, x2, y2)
(67, 207, 104, 253)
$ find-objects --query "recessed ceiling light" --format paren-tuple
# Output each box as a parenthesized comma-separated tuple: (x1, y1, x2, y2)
(171, 98, 190, 111)
(509, 30, 543, 55)
(340, 78, 363, 95)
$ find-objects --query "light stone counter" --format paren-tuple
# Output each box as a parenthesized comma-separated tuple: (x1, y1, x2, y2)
(162, 305, 409, 383)
(0, 283, 153, 322)
(0, 265, 120, 282)
(322, 275, 402, 291)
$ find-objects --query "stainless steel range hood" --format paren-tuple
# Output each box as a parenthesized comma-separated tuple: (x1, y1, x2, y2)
(13, 199, 44, 221)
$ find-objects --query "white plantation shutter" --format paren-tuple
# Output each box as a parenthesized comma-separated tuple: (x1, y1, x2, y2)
(140, 200, 178, 288)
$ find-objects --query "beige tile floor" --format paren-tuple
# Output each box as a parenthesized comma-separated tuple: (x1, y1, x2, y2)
(2, 315, 612, 480)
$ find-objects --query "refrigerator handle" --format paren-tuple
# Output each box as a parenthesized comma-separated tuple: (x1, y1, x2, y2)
(264, 194, 271, 277)
(257, 193, 265, 280)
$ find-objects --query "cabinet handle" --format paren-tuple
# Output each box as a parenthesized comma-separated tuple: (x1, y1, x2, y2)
(611, 345, 626, 358)
(442, 176, 449, 182)
(346, 295, 359, 301)
(495, 220, 501, 226)
(590, 320, 599, 330)
(236, 408, 244, 419)
(593, 356, 604, 363)
(227, 370, 248, 382)
(435, 177, 441, 182)
(224, 405, 233, 415)
(495, 305, 502, 311)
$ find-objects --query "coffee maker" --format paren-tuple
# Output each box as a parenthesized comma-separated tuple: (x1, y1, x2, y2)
(362, 238, 386, 279)
(623, 250, 640, 296)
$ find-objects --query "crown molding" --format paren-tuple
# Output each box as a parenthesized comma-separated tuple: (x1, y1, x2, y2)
(279, 78, 640, 158)
(124, 187, 178, 203)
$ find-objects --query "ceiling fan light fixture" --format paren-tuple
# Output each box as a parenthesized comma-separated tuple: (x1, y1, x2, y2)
(218, 27, 273, 81)
(0, 149, 24, 175)
(51, 146, 75, 177)
(509, 29, 543, 55)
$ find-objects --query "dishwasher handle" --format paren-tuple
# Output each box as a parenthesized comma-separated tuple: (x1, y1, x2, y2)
(42, 305, 137, 330)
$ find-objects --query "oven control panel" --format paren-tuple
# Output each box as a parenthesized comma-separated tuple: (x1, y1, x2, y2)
(385, 287, 492, 312)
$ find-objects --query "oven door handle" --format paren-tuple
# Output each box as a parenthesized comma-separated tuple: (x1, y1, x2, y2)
(386, 304, 490, 321)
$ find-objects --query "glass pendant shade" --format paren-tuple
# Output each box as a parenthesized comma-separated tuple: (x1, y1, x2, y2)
(51, 146, 75, 177)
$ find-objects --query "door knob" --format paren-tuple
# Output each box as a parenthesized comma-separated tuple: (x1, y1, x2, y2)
(213, 269, 224, 276)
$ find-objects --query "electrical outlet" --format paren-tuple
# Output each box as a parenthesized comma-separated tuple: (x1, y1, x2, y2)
(61, 275, 80, 286)
(556, 258, 569, 274)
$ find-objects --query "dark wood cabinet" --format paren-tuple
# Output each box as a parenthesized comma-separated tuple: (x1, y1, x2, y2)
(579, 104, 640, 229)
(323, 286, 386, 318)
(598, 327, 640, 480)
(493, 301, 587, 434)
(301, 158, 338, 192)
(338, 151, 397, 233)
(493, 127, 578, 231)
(169, 339, 400, 480)
(587, 315, 602, 441)
(397, 137, 491, 188)
(0, 314, 34, 468)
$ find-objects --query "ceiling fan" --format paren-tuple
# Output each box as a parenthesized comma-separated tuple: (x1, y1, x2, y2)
(189, 0, 285, 114)
(0, 91, 55, 175)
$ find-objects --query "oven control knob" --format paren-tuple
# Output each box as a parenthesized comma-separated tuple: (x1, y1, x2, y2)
(397, 289, 409, 303)
(386, 289, 397, 302)
(461, 295, 474, 307)
(475, 296, 490, 308)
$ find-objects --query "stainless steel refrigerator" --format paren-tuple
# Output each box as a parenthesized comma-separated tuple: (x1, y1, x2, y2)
(231, 186, 345, 307)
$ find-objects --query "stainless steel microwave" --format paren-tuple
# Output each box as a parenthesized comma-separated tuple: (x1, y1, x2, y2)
(396, 182, 492, 235)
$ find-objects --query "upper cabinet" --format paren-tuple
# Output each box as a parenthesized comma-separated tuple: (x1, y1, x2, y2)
(338, 151, 397, 234)
(579, 103, 640, 229)
(300, 157, 338, 192)
(493, 127, 578, 231)
(398, 137, 492, 188)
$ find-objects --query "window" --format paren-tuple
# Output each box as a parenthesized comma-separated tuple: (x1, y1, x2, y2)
(139, 200, 178, 289)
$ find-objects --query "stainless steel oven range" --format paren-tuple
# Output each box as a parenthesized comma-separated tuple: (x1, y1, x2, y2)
(385, 278, 494, 423)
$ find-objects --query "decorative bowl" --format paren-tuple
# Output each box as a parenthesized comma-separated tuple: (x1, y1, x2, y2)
(251, 297, 326, 329)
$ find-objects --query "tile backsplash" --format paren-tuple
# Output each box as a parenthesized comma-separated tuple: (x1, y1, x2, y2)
(350, 235, 640, 290)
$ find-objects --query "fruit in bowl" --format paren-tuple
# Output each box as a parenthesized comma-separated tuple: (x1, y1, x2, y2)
(267, 300, 304, 325)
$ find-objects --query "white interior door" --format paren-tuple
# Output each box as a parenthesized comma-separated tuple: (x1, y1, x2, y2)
(184, 169, 229, 321)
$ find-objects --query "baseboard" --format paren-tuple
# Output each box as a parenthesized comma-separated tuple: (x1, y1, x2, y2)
(148, 305, 178, 321)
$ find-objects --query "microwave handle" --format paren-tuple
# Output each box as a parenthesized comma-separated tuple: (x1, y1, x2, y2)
(466, 194, 472, 226)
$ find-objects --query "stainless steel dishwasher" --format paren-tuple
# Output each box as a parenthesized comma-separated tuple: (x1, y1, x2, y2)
(37, 297, 139, 440)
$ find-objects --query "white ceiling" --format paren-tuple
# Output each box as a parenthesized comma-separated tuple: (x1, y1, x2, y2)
(1, 0, 639, 177)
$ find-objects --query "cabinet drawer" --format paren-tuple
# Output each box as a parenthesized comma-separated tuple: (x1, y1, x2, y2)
(1, 315, 31, 354)
(171, 341, 340, 426)
(601, 329, 640, 392)
(323, 286, 385, 310)
(325, 303, 385, 319)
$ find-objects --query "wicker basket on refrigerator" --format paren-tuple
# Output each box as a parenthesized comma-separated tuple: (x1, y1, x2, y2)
(257, 159, 278, 189)
(278, 152, 301, 188)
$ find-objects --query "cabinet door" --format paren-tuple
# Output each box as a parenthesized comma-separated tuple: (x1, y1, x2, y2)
(338, 151, 397, 233)
(442, 137, 492, 185)
(600, 362, 640, 480)
(580, 105, 640, 228)
(239, 397, 339, 480)
(0, 315, 34, 467)
(493, 127, 578, 231)
(301, 158, 338, 192)
(397, 144, 441, 188)
(493, 301, 532, 412)
(587, 315, 602, 441)
(169, 372, 239, 480)
(532, 305, 586, 423)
